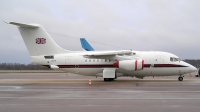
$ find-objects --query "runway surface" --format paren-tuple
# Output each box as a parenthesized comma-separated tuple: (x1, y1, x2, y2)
(0, 73, 200, 112)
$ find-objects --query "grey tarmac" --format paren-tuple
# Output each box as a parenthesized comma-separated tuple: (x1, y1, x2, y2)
(0, 72, 200, 112)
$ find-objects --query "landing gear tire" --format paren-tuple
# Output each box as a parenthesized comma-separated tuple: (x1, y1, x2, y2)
(104, 78, 109, 81)
(178, 77, 183, 81)
(104, 78, 114, 82)
(109, 78, 114, 81)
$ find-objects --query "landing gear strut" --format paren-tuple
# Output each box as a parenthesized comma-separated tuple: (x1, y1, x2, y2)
(178, 76, 183, 81)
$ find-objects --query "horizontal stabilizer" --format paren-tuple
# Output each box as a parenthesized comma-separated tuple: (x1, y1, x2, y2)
(5, 21, 39, 28)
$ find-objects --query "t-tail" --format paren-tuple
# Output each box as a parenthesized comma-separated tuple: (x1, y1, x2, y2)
(80, 38, 95, 51)
(6, 21, 68, 56)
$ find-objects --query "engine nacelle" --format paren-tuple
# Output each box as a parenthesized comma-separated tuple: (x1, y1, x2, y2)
(113, 59, 144, 71)
(50, 65, 59, 69)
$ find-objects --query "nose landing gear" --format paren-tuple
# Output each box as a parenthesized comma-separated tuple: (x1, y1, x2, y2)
(178, 75, 183, 81)
(195, 68, 200, 77)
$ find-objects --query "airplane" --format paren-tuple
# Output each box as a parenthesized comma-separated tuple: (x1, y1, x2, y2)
(80, 38, 95, 51)
(6, 21, 197, 81)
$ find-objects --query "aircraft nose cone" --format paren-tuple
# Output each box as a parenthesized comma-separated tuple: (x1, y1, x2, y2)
(189, 65, 197, 72)
(181, 61, 197, 73)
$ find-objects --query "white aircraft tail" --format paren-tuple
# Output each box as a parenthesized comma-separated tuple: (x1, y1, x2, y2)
(7, 22, 68, 56)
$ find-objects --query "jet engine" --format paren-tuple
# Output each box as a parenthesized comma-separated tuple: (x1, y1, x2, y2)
(113, 59, 144, 71)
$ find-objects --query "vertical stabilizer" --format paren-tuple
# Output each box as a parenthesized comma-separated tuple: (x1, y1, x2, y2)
(8, 22, 68, 56)
(80, 38, 95, 51)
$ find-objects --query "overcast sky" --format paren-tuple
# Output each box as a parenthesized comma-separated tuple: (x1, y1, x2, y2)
(0, 0, 200, 64)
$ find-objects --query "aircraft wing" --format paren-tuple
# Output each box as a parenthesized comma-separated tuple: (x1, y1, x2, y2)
(80, 38, 95, 51)
(83, 50, 135, 60)
(84, 50, 132, 56)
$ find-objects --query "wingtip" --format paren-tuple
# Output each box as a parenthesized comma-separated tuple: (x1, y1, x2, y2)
(2, 20, 9, 24)
(80, 38, 85, 40)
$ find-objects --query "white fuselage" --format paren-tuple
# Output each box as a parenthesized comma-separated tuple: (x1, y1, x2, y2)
(31, 50, 196, 78)
(7, 21, 197, 80)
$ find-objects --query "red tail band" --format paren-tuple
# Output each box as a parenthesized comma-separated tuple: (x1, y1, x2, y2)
(142, 60, 144, 70)
(135, 60, 138, 71)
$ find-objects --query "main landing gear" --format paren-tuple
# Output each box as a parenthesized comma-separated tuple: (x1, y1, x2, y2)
(104, 78, 115, 81)
(178, 75, 183, 81)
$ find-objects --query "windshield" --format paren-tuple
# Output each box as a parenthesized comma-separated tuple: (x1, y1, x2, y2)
(170, 57, 181, 62)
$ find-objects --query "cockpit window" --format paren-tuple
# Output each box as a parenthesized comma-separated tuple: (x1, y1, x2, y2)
(174, 58, 178, 61)
(170, 57, 173, 61)
(170, 57, 181, 62)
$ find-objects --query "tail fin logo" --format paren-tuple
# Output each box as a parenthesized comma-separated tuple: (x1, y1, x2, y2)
(36, 38, 46, 44)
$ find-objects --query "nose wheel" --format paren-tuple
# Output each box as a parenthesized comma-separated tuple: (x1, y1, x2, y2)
(178, 76, 183, 81)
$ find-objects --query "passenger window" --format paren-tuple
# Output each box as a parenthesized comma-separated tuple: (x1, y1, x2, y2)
(105, 59, 107, 62)
(85, 59, 87, 62)
(89, 59, 91, 62)
(97, 59, 99, 62)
